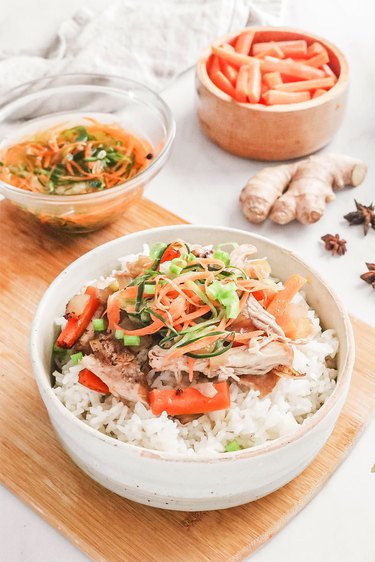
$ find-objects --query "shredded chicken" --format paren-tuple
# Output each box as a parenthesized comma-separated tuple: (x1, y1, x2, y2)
(81, 335, 149, 404)
(229, 244, 257, 269)
(148, 339, 293, 379)
(243, 294, 285, 338)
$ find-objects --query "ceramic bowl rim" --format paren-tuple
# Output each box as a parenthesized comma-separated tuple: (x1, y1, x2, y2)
(30, 224, 355, 463)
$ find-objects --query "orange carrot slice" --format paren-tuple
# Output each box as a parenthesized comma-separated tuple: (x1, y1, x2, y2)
(211, 45, 254, 67)
(234, 30, 255, 55)
(267, 274, 307, 317)
(305, 50, 329, 68)
(322, 64, 337, 81)
(150, 382, 230, 416)
(219, 44, 238, 84)
(206, 54, 220, 76)
(209, 69, 236, 97)
(261, 56, 325, 80)
(253, 40, 307, 58)
(307, 41, 324, 58)
(263, 90, 311, 105)
(247, 59, 262, 103)
(255, 43, 285, 59)
(234, 65, 249, 102)
(312, 88, 328, 98)
(262, 71, 283, 88)
(273, 76, 334, 92)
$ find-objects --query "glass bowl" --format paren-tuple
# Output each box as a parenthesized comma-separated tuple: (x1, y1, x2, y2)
(0, 74, 175, 233)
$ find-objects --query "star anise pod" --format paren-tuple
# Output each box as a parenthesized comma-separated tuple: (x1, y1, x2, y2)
(321, 233, 347, 256)
(360, 263, 375, 289)
(344, 200, 375, 236)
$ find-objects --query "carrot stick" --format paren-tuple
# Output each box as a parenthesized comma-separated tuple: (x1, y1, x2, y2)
(312, 88, 328, 98)
(247, 59, 262, 103)
(305, 50, 329, 68)
(253, 40, 307, 58)
(234, 30, 255, 55)
(187, 357, 195, 382)
(261, 56, 325, 80)
(307, 41, 324, 58)
(234, 65, 249, 102)
(211, 45, 255, 67)
(263, 90, 311, 105)
(150, 382, 230, 416)
(209, 69, 236, 97)
(78, 368, 109, 394)
(273, 76, 334, 92)
(322, 64, 337, 81)
(262, 71, 282, 88)
(207, 54, 220, 76)
(219, 45, 238, 84)
(57, 286, 99, 348)
(255, 43, 285, 59)
(266, 274, 307, 317)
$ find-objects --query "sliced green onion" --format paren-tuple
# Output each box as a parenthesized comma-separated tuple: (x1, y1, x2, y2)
(169, 263, 183, 275)
(150, 242, 168, 259)
(115, 329, 124, 339)
(92, 318, 105, 331)
(144, 284, 156, 295)
(71, 352, 83, 365)
(206, 280, 223, 301)
(224, 439, 241, 452)
(124, 335, 141, 346)
(213, 249, 230, 266)
(187, 253, 196, 262)
(224, 298, 240, 319)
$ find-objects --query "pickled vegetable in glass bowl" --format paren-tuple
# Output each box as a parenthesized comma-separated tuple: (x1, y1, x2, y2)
(0, 74, 175, 233)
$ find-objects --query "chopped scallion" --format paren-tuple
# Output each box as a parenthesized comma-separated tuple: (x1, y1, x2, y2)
(92, 318, 105, 331)
(213, 249, 230, 266)
(170, 263, 183, 275)
(144, 284, 156, 295)
(150, 242, 168, 259)
(71, 352, 83, 365)
(124, 335, 141, 346)
(115, 329, 124, 339)
(224, 439, 241, 452)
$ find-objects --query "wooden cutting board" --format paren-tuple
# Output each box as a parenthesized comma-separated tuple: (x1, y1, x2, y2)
(1, 198, 375, 562)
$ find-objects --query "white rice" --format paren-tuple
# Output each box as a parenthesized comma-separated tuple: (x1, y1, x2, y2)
(53, 247, 339, 456)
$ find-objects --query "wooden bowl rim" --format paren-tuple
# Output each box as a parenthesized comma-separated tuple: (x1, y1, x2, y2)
(197, 26, 349, 112)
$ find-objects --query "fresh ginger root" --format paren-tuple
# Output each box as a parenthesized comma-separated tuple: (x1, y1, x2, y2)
(240, 154, 367, 225)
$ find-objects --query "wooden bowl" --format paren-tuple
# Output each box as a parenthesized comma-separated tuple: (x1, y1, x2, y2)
(196, 27, 349, 161)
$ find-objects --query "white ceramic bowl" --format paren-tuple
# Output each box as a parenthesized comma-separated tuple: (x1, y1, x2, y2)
(30, 225, 354, 511)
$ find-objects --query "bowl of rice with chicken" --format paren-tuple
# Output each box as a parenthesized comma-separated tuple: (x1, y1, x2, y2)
(30, 225, 354, 510)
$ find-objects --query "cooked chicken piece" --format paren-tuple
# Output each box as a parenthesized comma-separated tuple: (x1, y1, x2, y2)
(74, 305, 105, 354)
(243, 294, 285, 338)
(148, 340, 293, 379)
(113, 271, 133, 290)
(81, 335, 149, 405)
(239, 371, 280, 397)
(229, 244, 257, 269)
(126, 255, 153, 278)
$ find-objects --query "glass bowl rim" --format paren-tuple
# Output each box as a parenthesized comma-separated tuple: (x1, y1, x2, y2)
(0, 72, 176, 203)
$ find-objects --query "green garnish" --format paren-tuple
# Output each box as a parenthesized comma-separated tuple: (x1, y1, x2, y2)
(124, 335, 141, 346)
(92, 318, 105, 331)
(71, 352, 83, 365)
(53, 342, 64, 353)
(213, 249, 230, 266)
(115, 329, 124, 339)
(150, 242, 168, 259)
(224, 440, 241, 452)
(144, 284, 156, 295)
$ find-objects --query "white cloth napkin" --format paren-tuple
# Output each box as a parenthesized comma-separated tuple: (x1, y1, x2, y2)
(0, 0, 281, 96)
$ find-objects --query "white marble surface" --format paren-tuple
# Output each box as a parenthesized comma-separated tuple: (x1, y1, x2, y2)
(1, 1, 375, 561)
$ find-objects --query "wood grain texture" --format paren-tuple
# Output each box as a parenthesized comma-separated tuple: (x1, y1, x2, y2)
(1, 198, 374, 562)
(196, 27, 349, 160)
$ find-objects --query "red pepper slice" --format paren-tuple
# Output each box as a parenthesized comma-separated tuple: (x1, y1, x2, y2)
(78, 368, 109, 393)
(160, 246, 180, 264)
(57, 286, 100, 348)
